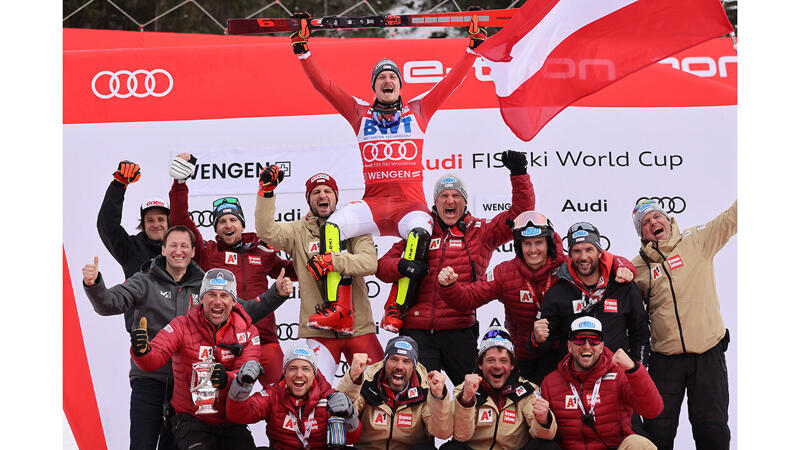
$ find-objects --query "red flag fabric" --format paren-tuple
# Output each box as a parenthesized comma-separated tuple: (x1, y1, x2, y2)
(476, 0, 734, 141)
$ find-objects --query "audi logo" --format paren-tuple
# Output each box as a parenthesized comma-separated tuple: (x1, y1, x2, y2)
(276, 323, 300, 341)
(562, 234, 611, 251)
(366, 280, 381, 299)
(190, 210, 215, 228)
(362, 141, 418, 162)
(636, 196, 686, 214)
(91, 69, 173, 99)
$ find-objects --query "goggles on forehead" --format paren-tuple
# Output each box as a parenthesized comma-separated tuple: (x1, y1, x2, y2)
(571, 335, 603, 346)
(483, 329, 512, 341)
(213, 197, 240, 208)
(513, 211, 551, 230)
(568, 222, 598, 235)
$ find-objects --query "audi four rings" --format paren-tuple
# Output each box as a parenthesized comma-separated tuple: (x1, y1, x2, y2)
(636, 196, 686, 214)
(362, 141, 418, 162)
(91, 69, 173, 99)
(276, 323, 300, 341)
(190, 210, 216, 227)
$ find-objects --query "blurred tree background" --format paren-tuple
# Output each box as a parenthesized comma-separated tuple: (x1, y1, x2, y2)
(63, 0, 737, 37)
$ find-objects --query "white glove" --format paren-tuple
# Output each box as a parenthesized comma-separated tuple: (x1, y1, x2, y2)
(170, 154, 197, 182)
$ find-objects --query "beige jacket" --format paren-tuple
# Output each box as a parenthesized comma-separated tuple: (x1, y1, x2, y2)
(254, 194, 378, 338)
(453, 377, 556, 449)
(337, 361, 453, 450)
(632, 200, 737, 355)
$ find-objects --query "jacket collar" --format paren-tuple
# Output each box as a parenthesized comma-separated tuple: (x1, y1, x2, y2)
(557, 346, 615, 385)
(361, 361, 429, 408)
(474, 372, 535, 407)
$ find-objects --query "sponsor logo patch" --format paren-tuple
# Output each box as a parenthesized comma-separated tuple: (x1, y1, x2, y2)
(604, 299, 618, 313)
(565, 395, 579, 409)
(397, 412, 413, 427)
(429, 238, 441, 250)
(191, 293, 199, 305)
(282, 415, 296, 431)
(603, 372, 618, 380)
(650, 265, 663, 281)
(164, 324, 174, 333)
(308, 241, 320, 254)
(248, 256, 262, 265)
(572, 300, 584, 313)
(252, 336, 260, 345)
(502, 410, 516, 424)
(667, 255, 683, 270)
(372, 411, 388, 426)
(516, 386, 527, 397)
(520, 290, 533, 304)
(478, 407, 493, 423)
(198, 346, 213, 360)
(237, 333, 247, 344)
(225, 252, 238, 265)
(448, 239, 463, 248)
(407, 387, 418, 399)
(220, 349, 233, 361)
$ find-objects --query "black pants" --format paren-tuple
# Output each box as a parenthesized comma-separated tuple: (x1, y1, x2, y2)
(130, 377, 176, 450)
(516, 357, 558, 386)
(401, 324, 478, 386)
(440, 438, 560, 449)
(643, 339, 730, 450)
(170, 413, 255, 450)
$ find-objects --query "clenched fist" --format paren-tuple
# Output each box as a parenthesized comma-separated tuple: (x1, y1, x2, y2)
(615, 267, 634, 283)
(349, 353, 371, 382)
(427, 370, 446, 399)
(533, 318, 549, 345)
(531, 394, 550, 424)
(611, 348, 635, 371)
(438, 266, 458, 286)
(460, 373, 482, 404)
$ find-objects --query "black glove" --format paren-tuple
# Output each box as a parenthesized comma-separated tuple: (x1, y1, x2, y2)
(130, 317, 150, 356)
(501, 150, 527, 175)
(211, 363, 228, 389)
(289, 12, 311, 55)
(258, 164, 285, 197)
(398, 259, 428, 280)
(326, 391, 355, 418)
(113, 160, 141, 186)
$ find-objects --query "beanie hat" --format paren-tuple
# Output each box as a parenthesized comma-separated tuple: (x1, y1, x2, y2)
(632, 198, 670, 237)
(569, 316, 604, 339)
(199, 268, 237, 302)
(477, 326, 515, 359)
(384, 336, 419, 368)
(305, 173, 339, 205)
(282, 344, 318, 375)
(212, 197, 245, 230)
(432, 174, 468, 204)
(140, 198, 170, 220)
(371, 59, 402, 91)
(566, 222, 602, 252)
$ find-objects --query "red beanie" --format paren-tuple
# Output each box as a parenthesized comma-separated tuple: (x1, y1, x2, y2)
(305, 173, 339, 204)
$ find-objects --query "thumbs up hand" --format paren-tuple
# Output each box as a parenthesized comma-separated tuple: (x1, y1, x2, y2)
(131, 317, 150, 356)
(82, 256, 100, 286)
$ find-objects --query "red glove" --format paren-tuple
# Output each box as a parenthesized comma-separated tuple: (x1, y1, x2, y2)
(306, 252, 334, 280)
(467, 14, 487, 50)
(258, 164, 284, 197)
(290, 12, 311, 55)
(113, 160, 141, 186)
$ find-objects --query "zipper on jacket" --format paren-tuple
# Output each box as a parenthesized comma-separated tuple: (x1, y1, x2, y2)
(386, 410, 395, 450)
(430, 237, 449, 333)
(653, 247, 687, 353)
(488, 405, 501, 450)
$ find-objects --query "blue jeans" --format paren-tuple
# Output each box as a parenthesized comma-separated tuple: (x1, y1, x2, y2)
(130, 377, 177, 450)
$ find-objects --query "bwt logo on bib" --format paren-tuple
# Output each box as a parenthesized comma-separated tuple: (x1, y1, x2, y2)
(363, 117, 412, 135)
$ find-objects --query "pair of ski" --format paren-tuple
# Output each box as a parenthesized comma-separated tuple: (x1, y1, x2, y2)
(226, 8, 518, 35)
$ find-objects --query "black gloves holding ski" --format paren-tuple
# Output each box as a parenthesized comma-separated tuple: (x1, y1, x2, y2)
(399, 259, 429, 280)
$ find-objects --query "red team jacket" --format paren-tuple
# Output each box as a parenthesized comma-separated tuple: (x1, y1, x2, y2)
(541, 347, 663, 450)
(376, 173, 534, 331)
(133, 302, 260, 425)
(227, 372, 361, 449)
(169, 180, 296, 344)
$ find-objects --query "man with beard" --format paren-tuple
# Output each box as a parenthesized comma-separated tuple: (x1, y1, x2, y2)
(168, 153, 296, 386)
(337, 336, 453, 450)
(226, 345, 362, 449)
(444, 326, 556, 450)
(438, 212, 635, 384)
(630, 199, 737, 449)
(530, 222, 649, 374)
(541, 318, 662, 450)
(83, 227, 293, 450)
(254, 171, 383, 383)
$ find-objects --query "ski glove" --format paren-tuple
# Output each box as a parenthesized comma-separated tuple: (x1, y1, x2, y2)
(169, 154, 197, 182)
(398, 259, 428, 280)
(130, 317, 150, 356)
(327, 391, 359, 431)
(290, 12, 311, 55)
(467, 13, 487, 50)
(258, 164, 284, 197)
(114, 160, 141, 186)
(501, 150, 528, 175)
(210, 363, 228, 390)
(307, 252, 334, 280)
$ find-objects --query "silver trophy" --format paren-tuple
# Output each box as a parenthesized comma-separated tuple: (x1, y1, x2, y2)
(190, 355, 218, 414)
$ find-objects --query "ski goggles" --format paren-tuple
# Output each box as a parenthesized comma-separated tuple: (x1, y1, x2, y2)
(568, 222, 599, 235)
(571, 335, 603, 346)
(483, 329, 512, 342)
(513, 211, 552, 235)
(213, 197, 241, 211)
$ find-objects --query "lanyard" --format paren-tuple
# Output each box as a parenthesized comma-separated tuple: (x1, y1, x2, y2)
(287, 407, 316, 449)
(524, 275, 552, 308)
(568, 377, 603, 419)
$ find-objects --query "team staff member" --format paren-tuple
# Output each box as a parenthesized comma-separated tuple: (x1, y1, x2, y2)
(287, 13, 486, 331)
(338, 336, 453, 450)
(630, 199, 737, 449)
(227, 345, 362, 449)
(376, 156, 534, 386)
(531, 222, 649, 373)
(444, 326, 556, 450)
(131, 269, 262, 450)
(83, 227, 293, 450)
(541, 318, 662, 450)
(168, 153, 296, 385)
(254, 170, 383, 383)
(439, 212, 635, 384)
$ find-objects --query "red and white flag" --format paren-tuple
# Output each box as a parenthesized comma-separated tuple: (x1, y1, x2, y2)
(476, 0, 734, 141)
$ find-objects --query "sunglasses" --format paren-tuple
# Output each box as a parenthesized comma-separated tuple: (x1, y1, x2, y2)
(483, 329, 512, 341)
(213, 197, 240, 208)
(571, 335, 602, 346)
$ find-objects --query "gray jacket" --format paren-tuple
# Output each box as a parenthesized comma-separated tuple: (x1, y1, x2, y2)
(84, 255, 289, 383)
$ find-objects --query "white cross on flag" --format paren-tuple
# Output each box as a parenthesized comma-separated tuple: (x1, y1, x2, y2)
(475, 0, 734, 141)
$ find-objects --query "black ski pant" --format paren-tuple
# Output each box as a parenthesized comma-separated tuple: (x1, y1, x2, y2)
(643, 338, 730, 450)
(401, 323, 478, 387)
(170, 413, 255, 450)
